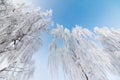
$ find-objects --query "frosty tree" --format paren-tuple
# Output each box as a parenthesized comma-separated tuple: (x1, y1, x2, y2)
(49, 24, 120, 80)
(0, 0, 51, 80)
(0, 0, 120, 80)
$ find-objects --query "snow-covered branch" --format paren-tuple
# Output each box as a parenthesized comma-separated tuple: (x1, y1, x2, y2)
(0, 0, 51, 80)
(49, 24, 120, 80)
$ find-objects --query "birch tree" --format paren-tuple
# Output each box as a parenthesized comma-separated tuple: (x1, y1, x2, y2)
(0, 0, 51, 80)
(49, 24, 120, 80)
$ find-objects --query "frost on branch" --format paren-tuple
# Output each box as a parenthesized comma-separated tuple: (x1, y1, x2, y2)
(49, 24, 120, 80)
(0, 0, 51, 80)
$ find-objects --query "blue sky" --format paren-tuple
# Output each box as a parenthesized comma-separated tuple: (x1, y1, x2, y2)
(29, 0, 120, 80)
(31, 0, 120, 30)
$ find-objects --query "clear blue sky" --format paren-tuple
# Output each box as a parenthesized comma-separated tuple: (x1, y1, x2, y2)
(31, 0, 120, 30)
(29, 0, 120, 80)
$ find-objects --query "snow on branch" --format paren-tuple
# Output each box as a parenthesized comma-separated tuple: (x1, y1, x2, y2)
(49, 24, 120, 80)
(0, 0, 51, 80)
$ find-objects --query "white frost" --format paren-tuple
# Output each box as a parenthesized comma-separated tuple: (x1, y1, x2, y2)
(49, 24, 120, 80)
